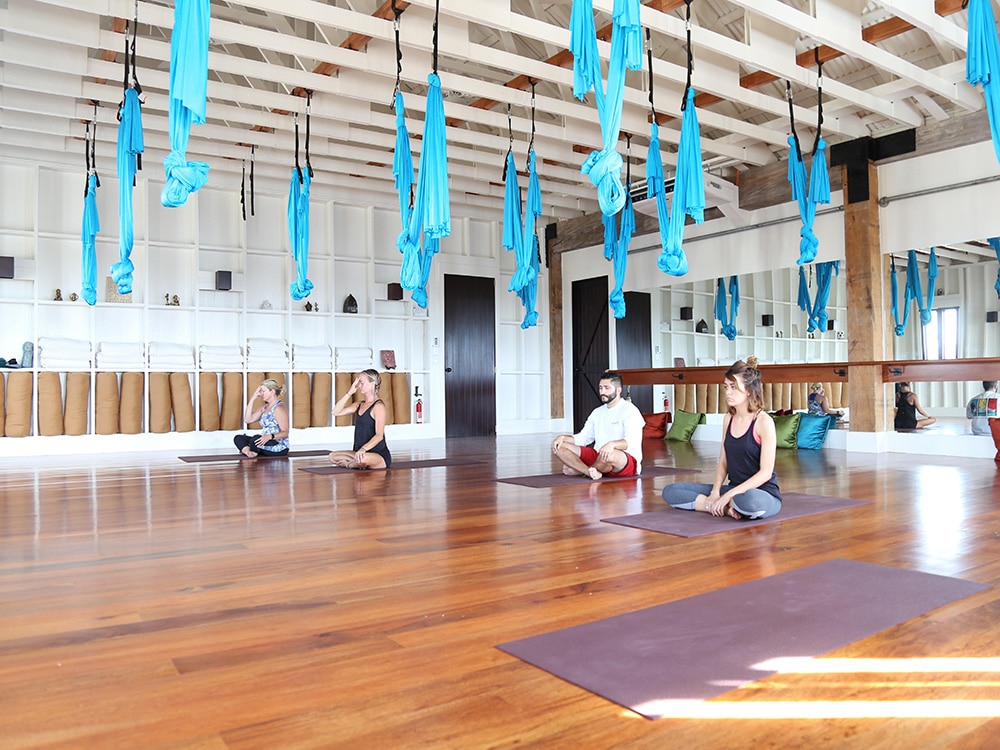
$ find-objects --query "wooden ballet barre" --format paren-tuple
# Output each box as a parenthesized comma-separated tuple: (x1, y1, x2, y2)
(618, 357, 1000, 387)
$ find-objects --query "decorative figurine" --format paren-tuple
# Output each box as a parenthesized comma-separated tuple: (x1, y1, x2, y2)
(53, 288, 62, 301)
(172, 295, 180, 306)
(305, 301, 313, 312)
(165, 293, 170, 305)
(261, 299, 272, 310)
(69, 292, 79, 301)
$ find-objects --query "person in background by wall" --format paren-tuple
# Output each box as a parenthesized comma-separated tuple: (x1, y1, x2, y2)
(894, 382, 936, 430)
(661, 357, 781, 520)
(966, 380, 999, 436)
(235, 379, 290, 458)
(551, 371, 645, 480)
(808, 382, 844, 419)
(328, 369, 392, 469)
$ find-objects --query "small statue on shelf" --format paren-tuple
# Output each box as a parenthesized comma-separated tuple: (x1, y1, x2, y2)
(53, 288, 62, 301)
(164, 293, 170, 306)
(261, 299, 272, 310)
(305, 301, 313, 312)
(69, 292, 79, 302)
(172, 294, 180, 306)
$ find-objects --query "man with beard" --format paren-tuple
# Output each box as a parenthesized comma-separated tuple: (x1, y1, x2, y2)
(551, 371, 645, 480)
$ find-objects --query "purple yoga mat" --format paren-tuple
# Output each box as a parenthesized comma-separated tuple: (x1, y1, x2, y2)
(299, 457, 473, 474)
(602, 492, 870, 537)
(498, 559, 989, 719)
(179, 449, 330, 463)
(498, 465, 697, 488)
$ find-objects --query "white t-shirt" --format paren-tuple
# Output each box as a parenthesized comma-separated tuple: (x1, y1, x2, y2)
(573, 398, 645, 470)
(966, 389, 999, 436)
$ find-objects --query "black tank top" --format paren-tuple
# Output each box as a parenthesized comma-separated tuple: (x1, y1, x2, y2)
(353, 399, 392, 467)
(724, 413, 781, 501)
(894, 393, 918, 429)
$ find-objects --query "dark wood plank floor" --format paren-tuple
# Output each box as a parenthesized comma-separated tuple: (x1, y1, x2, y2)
(2, 437, 1000, 749)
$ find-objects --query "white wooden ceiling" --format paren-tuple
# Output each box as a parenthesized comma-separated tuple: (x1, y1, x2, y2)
(0, 0, 984, 224)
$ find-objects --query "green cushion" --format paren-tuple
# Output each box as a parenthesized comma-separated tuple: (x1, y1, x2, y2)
(771, 412, 801, 449)
(665, 409, 706, 442)
(796, 412, 832, 450)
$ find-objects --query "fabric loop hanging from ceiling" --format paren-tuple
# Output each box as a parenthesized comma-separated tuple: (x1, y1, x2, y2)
(988, 237, 1000, 298)
(570, 0, 642, 218)
(606, 133, 635, 319)
(81, 116, 100, 307)
(966, 0, 1000, 164)
(657, 0, 704, 277)
(644, 30, 673, 281)
(397, 0, 450, 309)
(797, 261, 839, 333)
(162, 0, 210, 207)
(112, 13, 144, 295)
(288, 103, 314, 301)
(715, 276, 739, 341)
(890, 250, 937, 336)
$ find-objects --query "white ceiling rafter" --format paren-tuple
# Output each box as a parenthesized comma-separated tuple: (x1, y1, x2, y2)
(0, 0, 986, 227)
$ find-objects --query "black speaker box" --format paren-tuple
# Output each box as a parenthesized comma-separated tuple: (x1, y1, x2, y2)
(215, 270, 233, 291)
(0, 256, 13, 279)
(679, 306, 693, 321)
(761, 314, 774, 327)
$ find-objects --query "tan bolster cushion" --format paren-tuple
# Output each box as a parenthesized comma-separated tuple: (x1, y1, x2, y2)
(5, 371, 33, 437)
(334, 372, 353, 426)
(170, 372, 195, 432)
(220, 372, 243, 430)
(199, 372, 220, 432)
(120, 372, 144, 434)
(310, 371, 332, 427)
(37, 371, 63, 436)
(95, 372, 119, 435)
(391, 372, 410, 424)
(64, 372, 90, 436)
(149, 372, 172, 433)
(379, 371, 395, 425)
(292, 372, 311, 429)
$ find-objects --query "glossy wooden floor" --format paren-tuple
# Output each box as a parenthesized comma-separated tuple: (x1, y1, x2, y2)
(2, 436, 1000, 749)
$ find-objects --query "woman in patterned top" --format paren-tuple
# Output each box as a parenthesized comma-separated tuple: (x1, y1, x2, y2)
(235, 379, 290, 458)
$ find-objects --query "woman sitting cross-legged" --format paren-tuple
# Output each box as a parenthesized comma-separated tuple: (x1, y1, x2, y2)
(661, 356, 782, 520)
(234, 379, 290, 458)
(328, 369, 392, 470)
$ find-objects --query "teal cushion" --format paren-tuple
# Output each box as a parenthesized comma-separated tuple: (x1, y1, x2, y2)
(797, 412, 832, 450)
(771, 412, 801, 449)
(665, 409, 706, 442)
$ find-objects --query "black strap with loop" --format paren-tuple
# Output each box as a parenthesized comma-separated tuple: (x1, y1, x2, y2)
(681, 0, 694, 111)
(391, 0, 403, 103)
(786, 80, 804, 163)
(305, 91, 314, 178)
(502, 103, 514, 180)
(241, 159, 247, 222)
(90, 103, 100, 188)
(625, 132, 632, 190)
(293, 113, 302, 184)
(527, 80, 537, 162)
(84, 121, 92, 197)
(250, 144, 256, 216)
(811, 48, 824, 156)
(432, 0, 440, 75)
(645, 28, 656, 119)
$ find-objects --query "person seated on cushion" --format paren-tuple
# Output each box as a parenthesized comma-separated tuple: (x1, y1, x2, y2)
(551, 371, 644, 480)
(966, 381, 999, 436)
(662, 357, 781, 520)
(808, 382, 844, 419)
(235, 379, 290, 458)
(894, 382, 936, 430)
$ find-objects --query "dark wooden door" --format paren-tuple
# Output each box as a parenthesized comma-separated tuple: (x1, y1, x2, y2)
(616, 291, 653, 413)
(444, 274, 496, 437)
(571, 277, 610, 433)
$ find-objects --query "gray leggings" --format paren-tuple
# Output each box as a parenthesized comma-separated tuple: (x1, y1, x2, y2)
(661, 481, 781, 519)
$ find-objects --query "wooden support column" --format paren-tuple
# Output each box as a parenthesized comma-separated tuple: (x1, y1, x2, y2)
(843, 160, 890, 432)
(547, 229, 564, 420)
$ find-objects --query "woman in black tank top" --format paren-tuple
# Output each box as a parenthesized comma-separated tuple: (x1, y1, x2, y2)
(661, 357, 781, 520)
(328, 369, 392, 469)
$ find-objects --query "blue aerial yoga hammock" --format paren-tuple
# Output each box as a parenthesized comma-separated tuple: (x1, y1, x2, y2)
(714, 276, 739, 340)
(890, 249, 937, 336)
(658, 0, 704, 277)
(605, 135, 635, 319)
(644, 31, 673, 279)
(397, 0, 450, 309)
(81, 119, 100, 306)
(288, 103, 314, 300)
(501, 94, 543, 328)
(162, 0, 210, 207)
(112, 17, 144, 295)
(797, 260, 839, 333)
(785, 54, 830, 266)
(989, 237, 1000, 298)
(569, 0, 642, 219)
(967, 0, 1000, 164)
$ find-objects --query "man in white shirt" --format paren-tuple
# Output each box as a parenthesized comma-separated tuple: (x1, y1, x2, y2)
(551, 371, 645, 480)
(966, 380, 999, 436)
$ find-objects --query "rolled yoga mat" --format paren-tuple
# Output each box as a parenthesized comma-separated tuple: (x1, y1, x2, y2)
(170, 372, 195, 432)
(199, 372, 220, 432)
(310, 371, 331, 427)
(292, 372, 311, 429)
(497, 559, 990, 720)
(334, 372, 352, 426)
(391, 372, 410, 424)
(220, 372, 243, 430)
(378, 371, 395, 424)
(148, 373, 172, 433)
(64, 372, 90, 436)
(0, 373, 5, 437)
(37, 371, 63, 436)
(95, 372, 119, 435)
(246, 372, 265, 430)
(119, 372, 144, 434)
(4, 371, 32, 437)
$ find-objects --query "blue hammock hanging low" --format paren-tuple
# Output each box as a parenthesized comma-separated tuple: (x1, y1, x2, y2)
(967, 0, 1000, 164)
(81, 172, 100, 306)
(715, 276, 739, 341)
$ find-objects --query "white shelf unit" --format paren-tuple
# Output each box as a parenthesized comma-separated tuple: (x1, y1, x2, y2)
(0, 163, 435, 446)
(655, 268, 849, 408)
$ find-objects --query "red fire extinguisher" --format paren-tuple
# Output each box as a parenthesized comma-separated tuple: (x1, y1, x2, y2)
(415, 387, 423, 424)
(663, 395, 670, 413)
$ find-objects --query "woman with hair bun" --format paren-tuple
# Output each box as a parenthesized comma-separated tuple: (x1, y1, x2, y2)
(328, 369, 392, 469)
(661, 357, 782, 519)
(235, 379, 290, 458)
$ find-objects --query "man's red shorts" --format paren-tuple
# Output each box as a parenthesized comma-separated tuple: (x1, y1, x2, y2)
(578, 446, 638, 477)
